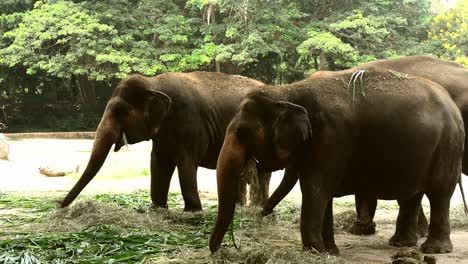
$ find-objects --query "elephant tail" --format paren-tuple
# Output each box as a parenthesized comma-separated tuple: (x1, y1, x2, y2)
(458, 175, 468, 216)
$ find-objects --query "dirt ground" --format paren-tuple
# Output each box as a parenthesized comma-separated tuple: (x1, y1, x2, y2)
(1, 137, 468, 263)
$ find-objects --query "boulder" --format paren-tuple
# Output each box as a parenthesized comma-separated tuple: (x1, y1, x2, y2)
(0, 133, 9, 159)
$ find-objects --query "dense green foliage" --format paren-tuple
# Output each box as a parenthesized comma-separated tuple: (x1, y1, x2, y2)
(0, 0, 460, 132)
(429, 0, 468, 66)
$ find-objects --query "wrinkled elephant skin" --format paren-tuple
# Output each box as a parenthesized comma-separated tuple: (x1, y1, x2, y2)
(264, 55, 468, 236)
(210, 69, 464, 255)
(61, 72, 267, 211)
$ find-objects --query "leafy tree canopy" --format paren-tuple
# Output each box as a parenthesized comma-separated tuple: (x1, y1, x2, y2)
(0, 0, 457, 132)
(428, 0, 468, 66)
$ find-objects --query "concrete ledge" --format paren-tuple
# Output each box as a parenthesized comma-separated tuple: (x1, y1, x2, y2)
(4, 132, 96, 139)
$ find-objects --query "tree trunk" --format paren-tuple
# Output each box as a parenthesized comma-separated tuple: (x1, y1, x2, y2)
(221, 61, 243, 75)
(77, 75, 97, 108)
(319, 53, 327, 70)
(314, 56, 319, 71)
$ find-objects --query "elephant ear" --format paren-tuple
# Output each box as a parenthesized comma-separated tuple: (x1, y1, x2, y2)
(273, 101, 312, 159)
(144, 90, 172, 133)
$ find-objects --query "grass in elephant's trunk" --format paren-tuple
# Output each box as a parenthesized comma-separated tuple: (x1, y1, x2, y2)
(1, 191, 468, 263)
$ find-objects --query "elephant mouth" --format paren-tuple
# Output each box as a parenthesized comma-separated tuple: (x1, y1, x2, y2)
(253, 155, 288, 172)
(114, 131, 128, 152)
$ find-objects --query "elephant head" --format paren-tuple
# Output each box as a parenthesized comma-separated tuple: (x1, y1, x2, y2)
(209, 91, 312, 252)
(61, 75, 172, 207)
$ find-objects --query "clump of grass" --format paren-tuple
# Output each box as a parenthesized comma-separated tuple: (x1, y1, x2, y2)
(0, 225, 210, 263)
(0, 192, 56, 213)
(333, 210, 356, 232)
(0, 191, 217, 263)
(0, 192, 58, 230)
(450, 204, 468, 229)
(0, 249, 41, 264)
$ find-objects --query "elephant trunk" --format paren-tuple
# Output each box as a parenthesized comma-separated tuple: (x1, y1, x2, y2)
(209, 133, 246, 253)
(61, 116, 121, 207)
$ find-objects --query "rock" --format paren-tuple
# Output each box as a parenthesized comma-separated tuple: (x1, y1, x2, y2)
(0, 133, 9, 159)
(392, 257, 421, 264)
(391, 248, 424, 264)
(39, 164, 80, 177)
(423, 255, 436, 264)
(39, 167, 66, 177)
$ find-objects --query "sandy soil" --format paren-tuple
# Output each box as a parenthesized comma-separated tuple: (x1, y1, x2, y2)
(1, 138, 468, 263)
(337, 223, 468, 264)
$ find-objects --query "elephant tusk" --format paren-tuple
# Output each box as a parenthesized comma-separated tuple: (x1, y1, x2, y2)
(122, 132, 128, 146)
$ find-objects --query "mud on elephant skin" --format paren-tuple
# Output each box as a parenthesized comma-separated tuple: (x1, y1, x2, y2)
(60, 71, 270, 211)
(209, 69, 464, 255)
(263, 55, 468, 236)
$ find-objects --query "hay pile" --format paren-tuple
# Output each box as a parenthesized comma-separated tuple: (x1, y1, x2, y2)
(28, 199, 348, 263)
(149, 247, 348, 264)
(333, 210, 357, 232)
(33, 200, 210, 233)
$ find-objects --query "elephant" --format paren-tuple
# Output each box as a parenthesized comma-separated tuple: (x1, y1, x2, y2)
(262, 55, 468, 237)
(209, 68, 464, 255)
(60, 71, 271, 211)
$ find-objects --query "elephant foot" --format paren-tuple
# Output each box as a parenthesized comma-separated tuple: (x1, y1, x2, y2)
(325, 242, 340, 255)
(261, 206, 274, 216)
(349, 220, 376, 235)
(236, 195, 247, 206)
(150, 203, 168, 209)
(417, 217, 429, 238)
(420, 237, 452, 254)
(184, 205, 202, 212)
(303, 240, 326, 253)
(389, 232, 418, 247)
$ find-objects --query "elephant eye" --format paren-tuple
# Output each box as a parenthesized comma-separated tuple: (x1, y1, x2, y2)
(236, 126, 252, 140)
(236, 123, 261, 147)
(114, 103, 130, 118)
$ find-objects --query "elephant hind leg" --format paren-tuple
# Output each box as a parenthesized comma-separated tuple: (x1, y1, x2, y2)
(389, 193, 423, 247)
(421, 194, 452, 253)
(417, 205, 429, 237)
(351, 195, 377, 235)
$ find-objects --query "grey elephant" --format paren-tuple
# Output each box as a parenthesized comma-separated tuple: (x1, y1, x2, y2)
(60, 72, 270, 211)
(210, 68, 464, 254)
(263, 55, 468, 236)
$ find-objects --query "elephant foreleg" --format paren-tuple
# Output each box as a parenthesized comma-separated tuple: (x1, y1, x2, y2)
(389, 193, 424, 247)
(323, 199, 339, 255)
(262, 166, 299, 216)
(150, 151, 176, 209)
(351, 195, 377, 235)
(177, 152, 202, 211)
(299, 172, 332, 253)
